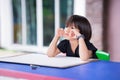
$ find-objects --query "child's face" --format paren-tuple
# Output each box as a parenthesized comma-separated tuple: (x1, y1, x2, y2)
(63, 27, 80, 40)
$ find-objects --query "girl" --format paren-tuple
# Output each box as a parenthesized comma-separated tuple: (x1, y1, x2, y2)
(47, 15, 97, 61)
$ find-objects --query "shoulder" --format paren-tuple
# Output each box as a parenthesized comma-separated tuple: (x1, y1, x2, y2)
(57, 39, 69, 53)
(59, 39, 69, 43)
(57, 39, 69, 48)
(85, 40, 93, 46)
(85, 40, 97, 50)
(85, 40, 93, 45)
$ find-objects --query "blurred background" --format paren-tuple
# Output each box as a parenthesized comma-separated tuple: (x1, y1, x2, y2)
(0, 0, 120, 62)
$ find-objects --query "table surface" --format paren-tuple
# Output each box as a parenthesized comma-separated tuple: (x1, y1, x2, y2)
(0, 60, 120, 80)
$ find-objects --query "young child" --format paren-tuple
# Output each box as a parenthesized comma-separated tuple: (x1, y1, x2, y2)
(47, 15, 97, 61)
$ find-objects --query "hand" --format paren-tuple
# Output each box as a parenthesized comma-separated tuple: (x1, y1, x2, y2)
(71, 29, 81, 38)
(63, 28, 81, 39)
(66, 29, 81, 39)
(55, 28, 64, 38)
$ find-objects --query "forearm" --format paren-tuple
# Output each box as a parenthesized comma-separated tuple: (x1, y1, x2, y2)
(78, 38, 91, 60)
(47, 35, 60, 57)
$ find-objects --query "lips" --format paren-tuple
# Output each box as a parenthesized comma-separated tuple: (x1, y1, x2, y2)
(64, 32, 75, 38)
(64, 33, 69, 36)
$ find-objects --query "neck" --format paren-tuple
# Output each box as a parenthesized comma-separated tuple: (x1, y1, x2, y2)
(69, 39, 78, 43)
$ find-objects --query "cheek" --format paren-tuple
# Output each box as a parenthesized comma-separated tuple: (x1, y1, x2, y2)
(64, 28, 71, 33)
(70, 32, 75, 37)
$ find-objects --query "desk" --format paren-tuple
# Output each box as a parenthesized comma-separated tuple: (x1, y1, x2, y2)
(0, 61, 120, 80)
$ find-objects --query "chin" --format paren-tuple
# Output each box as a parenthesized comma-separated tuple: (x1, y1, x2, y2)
(64, 37, 75, 40)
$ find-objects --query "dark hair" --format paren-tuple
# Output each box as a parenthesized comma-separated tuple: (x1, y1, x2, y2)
(66, 15, 92, 41)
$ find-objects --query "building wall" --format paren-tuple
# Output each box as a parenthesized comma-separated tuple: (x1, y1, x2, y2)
(86, 0, 120, 62)
(86, 0, 103, 50)
(107, 0, 120, 62)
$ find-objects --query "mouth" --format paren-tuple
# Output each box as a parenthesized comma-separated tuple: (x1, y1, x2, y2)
(71, 32, 75, 37)
(63, 33, 75, 39)
(64, 33, 69, 36)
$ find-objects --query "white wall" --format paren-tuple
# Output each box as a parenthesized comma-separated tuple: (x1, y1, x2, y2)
(0, 0, 1, 47)
(74, 0, 86, 16)
(0, 0, 13, 48)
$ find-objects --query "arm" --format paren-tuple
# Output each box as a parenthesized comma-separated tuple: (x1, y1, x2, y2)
(72, 29, 92, 60)
(78, 37, 92, 61)
(47, 28, 64, 57)
(47, 35, 60, 57)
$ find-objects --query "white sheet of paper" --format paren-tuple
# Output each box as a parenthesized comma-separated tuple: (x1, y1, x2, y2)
(0, 51, 26, 58)
(0, 53, 97, 68)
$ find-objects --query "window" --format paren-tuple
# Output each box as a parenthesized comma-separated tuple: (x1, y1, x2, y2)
(12, 0, 22, 44)
(12, 0, 37, 45)
(26, 0, 37, 45)
(0, 0, 85, 53)
(60, 0, 73, 28)
(43, 0, 55, 46)
(43, 0, 73, 46)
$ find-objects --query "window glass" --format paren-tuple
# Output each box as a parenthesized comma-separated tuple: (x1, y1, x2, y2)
(26, 0, 37, 45)
(43, 0, 55, 46)
(60, 0, 73, 28)
(12, 0, 22, 44)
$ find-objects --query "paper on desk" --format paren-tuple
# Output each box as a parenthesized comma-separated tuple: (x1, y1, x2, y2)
(0, 50, 27, 58)
(0, 53, 97, 68)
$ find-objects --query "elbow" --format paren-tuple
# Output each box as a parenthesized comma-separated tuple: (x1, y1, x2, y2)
(80, 56, 90, 61)
(80, 51, 91, 61)
(81, 57, 89, 61)
(47, 54, 54, 57)
(47, 52, 55, 57)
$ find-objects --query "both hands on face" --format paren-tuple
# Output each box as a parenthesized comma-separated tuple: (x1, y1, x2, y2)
(56, 28, 81, 40)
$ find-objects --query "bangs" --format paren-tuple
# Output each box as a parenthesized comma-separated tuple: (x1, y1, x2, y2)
(66, 19, 74, 27)
(65, 16, 79, 29)
(66, 23, 74, 28)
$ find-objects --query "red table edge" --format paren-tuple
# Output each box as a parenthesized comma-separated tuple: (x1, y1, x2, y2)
(0, 68, 70, 80)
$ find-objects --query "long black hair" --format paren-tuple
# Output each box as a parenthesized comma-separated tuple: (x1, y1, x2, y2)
(66, 15, 92, 41)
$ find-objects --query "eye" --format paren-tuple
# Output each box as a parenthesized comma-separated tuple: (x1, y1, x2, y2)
(71, 27, 75, 29)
